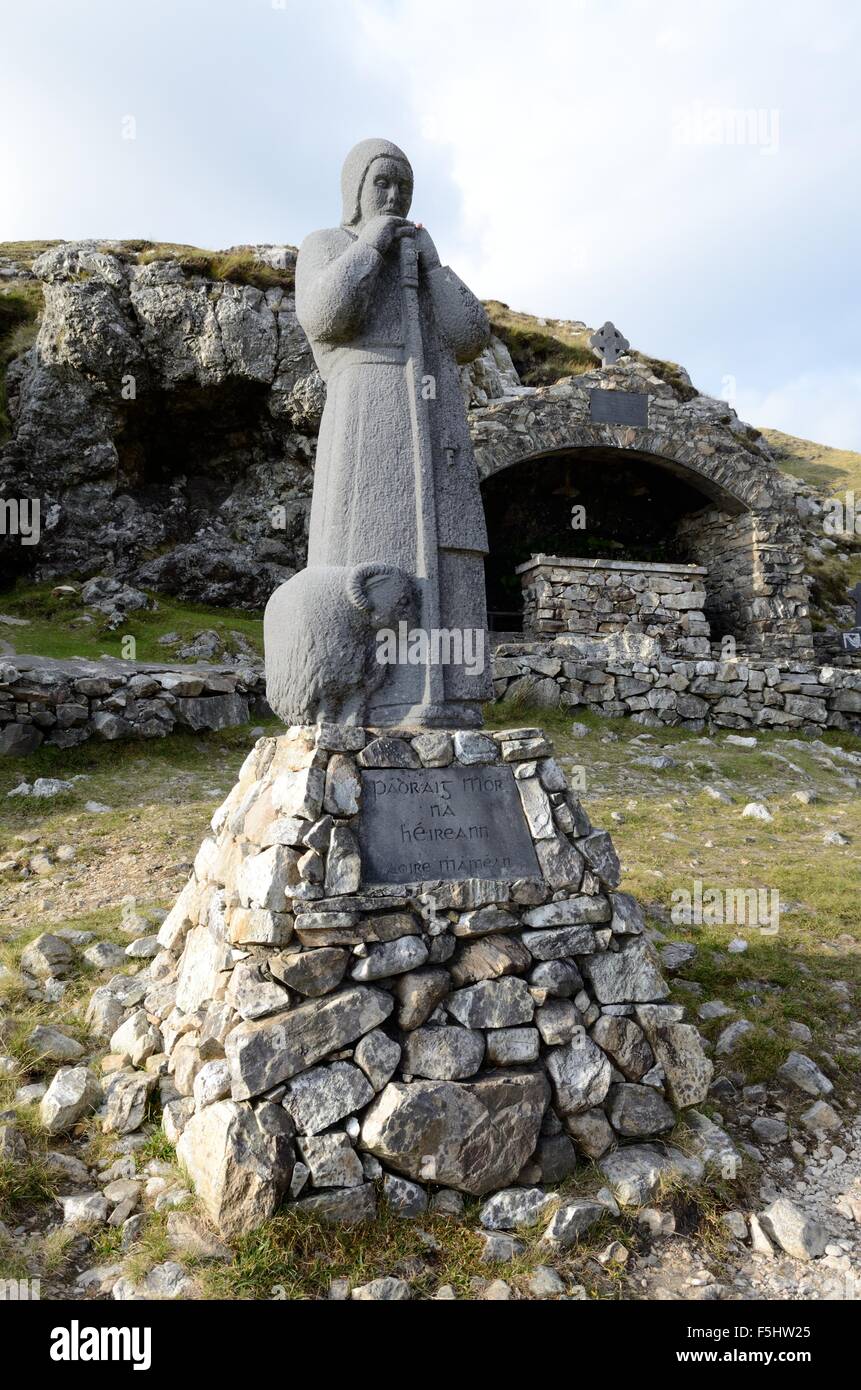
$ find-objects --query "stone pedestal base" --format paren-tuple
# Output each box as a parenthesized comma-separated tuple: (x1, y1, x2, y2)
(113, 722, 713, 1237)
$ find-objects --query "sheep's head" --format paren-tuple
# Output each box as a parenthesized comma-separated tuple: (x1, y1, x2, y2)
(347, 564, 414, 624)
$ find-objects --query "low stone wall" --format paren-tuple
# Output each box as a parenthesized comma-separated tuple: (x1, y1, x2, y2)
(0, 655, 267, 755)
(518, 555, 710, 657)
(3, 640, 859, 755)
(492, 638, 861, 732)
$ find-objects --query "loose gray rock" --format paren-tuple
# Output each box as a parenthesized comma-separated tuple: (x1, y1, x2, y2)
(62, 1193, 110, 1226)
(21, 933, 74, 979)
(776, 1051, 833, 1096)
(751, 1116, 789, 1145)
(715, 1019, 754, 1056)
(26, 1024, 85, 1062)
(479, 1187, 558, 1231)
(166, 1210, 233, 1261)
(40, 1066, 102, 1134)
(84, 941, 131, 970)
(760, 1198, 828, 1261)
(800, 1100, 841, 1135)
(599, 1145, 704, 1206)
(351, 1276, 411, 1300)
(540, 1200, 605, 1249)
(479, 1232, 525, 1262)
(528, 1264, 566, 1297)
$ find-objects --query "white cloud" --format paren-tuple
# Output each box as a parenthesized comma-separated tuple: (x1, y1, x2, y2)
(1, 0, 859, 448)
(736, 368, 861, 452)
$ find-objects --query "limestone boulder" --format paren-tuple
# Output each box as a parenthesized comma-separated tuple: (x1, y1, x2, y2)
(360, 1070, 549, 1195)
(581, 938, 669, 1004)
(225, 985, 394, 1099)
(40, 1067, 102, 1134)
(634, 1004, 713, 1107)
(177, 1100, 294, 1238)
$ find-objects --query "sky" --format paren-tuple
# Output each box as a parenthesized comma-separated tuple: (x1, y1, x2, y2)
(2, 0, 859, 449)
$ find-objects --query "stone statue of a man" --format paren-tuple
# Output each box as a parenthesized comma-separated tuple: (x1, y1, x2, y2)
(294, 137, 492, 726)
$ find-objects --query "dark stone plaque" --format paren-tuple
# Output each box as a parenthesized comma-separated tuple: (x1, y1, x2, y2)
(357, 764, 541, 886)
(840, 627, 861, 653)
(589, 388, 649, 427)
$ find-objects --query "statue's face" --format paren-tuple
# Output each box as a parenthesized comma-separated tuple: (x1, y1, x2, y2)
(359, 156, 413, 224)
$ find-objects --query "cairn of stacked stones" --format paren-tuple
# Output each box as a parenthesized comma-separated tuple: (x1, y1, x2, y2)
(88, 722, 714, 1236)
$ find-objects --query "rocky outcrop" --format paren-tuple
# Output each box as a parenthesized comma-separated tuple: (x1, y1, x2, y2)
(0, 242, 525, 607)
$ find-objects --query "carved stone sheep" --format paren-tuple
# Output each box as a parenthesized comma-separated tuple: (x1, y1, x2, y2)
(264, 563, 415, 725)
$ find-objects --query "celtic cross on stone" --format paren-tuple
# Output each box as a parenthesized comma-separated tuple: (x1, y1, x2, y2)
(590, 320, 630, 367)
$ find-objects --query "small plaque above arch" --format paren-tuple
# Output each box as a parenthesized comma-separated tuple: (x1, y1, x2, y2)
(588, 389, 649, 427)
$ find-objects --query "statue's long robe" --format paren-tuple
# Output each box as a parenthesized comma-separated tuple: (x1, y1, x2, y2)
(295, 226, 493, 710)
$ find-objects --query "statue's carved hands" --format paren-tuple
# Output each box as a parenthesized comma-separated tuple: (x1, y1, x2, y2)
(359, 215, 415, 256)
(413, 225, 441, 272)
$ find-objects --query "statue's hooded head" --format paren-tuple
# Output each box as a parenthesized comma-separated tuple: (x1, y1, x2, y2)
(341, 137, 413, 228)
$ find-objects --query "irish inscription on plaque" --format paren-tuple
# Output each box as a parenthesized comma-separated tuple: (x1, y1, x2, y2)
(589, 388, 649, 427)
(357, 764, 541, 886)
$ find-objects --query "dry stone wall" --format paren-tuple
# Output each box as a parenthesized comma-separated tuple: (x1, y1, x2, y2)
(0, 654, 265, 755)
(492, 640, 861, 732)
(519, 556, 710, 656)
(84, 723, 714, 1236)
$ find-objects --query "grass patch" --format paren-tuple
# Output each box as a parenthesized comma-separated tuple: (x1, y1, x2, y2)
(806, 551, 861, 626)
(137, 244, 294, 292)
(0, 242, 61, 268)
(485, 301, 596, 386)
(0, 281, 43, 439)
(764, 428, 861, 498)
(635, 354, 698, 402)
(0, 578, 264, 663)
(0, 1156, 57, 1223)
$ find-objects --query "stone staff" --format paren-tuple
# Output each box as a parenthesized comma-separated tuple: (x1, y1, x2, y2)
(399, 229, 445, 714)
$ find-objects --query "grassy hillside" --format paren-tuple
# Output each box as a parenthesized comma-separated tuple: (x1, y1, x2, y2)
(0, 581, 263, 663)
(762, 428, 861, 498)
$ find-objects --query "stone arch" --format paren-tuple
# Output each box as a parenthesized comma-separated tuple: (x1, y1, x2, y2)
(469, 377, 812, 656)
